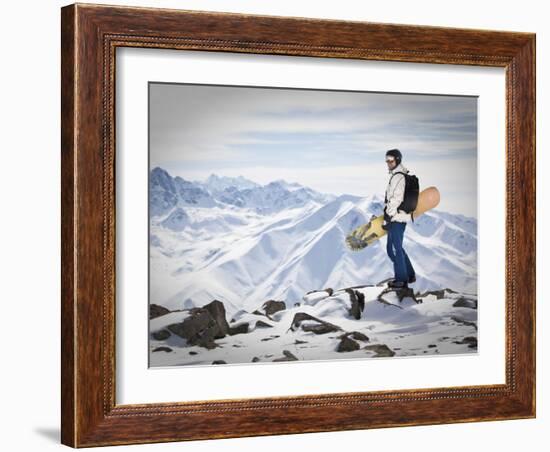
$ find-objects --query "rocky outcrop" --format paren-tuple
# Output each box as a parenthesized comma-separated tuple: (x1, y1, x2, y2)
(261, 299, 286, 317)
(273, 350, 299, 362)
(305, 287, 334, 297)
(452, 297, 478, 309)
(149, 284, 478, 367)
(152, 329, 171, 341)
(152, 346, 172, 353)
(364, 344, 395, 357)
(228, 323, 249, 335)
(336, 331, 369, 352)
(337, 335, 360, 352)
(341, 331, 369, 342)
(203, 300, 230, 336)
(252, 299, 286, 319)
(453, 336, 478, 348)
(377, 287, 420, 304)
(166, 300, 230, 349)
(345, 288, 365, 319)
(415, 288, 456, 299)
(150, 304, 170, 320)
(451, 315, 478, 330)
(256, 320, 274, 328)
(290, 312, 342, 335)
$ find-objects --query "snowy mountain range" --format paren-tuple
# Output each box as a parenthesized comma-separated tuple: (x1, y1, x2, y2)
(149, 167, 478, 319)
(150, 167, 336, 216)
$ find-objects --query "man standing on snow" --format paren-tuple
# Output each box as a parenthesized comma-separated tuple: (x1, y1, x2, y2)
(383, 149, 416, 289)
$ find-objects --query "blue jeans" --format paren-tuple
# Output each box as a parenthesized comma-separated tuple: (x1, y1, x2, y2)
(386, 222, 415, 283)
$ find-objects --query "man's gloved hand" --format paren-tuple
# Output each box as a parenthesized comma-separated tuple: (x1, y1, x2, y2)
(391, 210, 411, 223)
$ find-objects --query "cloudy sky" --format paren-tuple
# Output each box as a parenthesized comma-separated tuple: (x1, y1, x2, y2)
(149, 82, 478, 217)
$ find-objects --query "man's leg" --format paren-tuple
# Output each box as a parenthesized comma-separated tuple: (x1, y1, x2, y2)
(401, 223, 416, 280)
(403, 250, 416, 280)
(386, 226, 395, 263)
(390, 222, 408, 282)
(386, 225, 399, 282)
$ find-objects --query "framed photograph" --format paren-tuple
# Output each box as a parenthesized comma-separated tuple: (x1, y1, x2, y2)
(61, 3, 536, 447)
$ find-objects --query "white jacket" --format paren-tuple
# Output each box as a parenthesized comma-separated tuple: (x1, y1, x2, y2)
(384, 163, 410, 223)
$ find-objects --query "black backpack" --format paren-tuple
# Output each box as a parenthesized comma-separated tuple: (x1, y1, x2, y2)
(384, 171, 420, 220)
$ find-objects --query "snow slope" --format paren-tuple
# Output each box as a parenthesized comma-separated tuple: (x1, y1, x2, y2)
(149, 284, 478, 367)
(148, 168, 478, 367)
(149, 169, 477, 316)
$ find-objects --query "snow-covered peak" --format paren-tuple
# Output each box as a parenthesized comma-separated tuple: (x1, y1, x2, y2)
(272, 179, 304, 192)
(150, 168, 217, 216)
(200, 173, 260, 193)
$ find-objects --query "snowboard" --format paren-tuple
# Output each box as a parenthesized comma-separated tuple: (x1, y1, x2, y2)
(345, 186, 440, 251)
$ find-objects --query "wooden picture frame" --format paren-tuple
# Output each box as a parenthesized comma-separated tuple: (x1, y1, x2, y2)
(61, 3, 536, 447)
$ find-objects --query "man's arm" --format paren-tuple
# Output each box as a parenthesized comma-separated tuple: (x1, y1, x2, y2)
(385, 174, 406, 219)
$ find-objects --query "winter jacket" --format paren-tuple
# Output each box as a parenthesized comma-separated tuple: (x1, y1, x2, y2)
(384, 163, 410, 223)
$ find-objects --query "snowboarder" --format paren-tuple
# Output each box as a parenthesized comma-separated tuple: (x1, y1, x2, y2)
(382, 149, 416, 289)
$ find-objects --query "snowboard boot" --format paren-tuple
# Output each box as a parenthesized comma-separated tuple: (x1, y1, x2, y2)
(408, 275, 416, 284)
(388, 279, 408, 289)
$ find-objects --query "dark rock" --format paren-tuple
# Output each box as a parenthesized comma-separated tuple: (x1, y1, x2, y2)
(428, 344, 437, 348)
(164, 300, 231, 349)
(261, 335, 280, 341)
(252, 357, 260, 362)
(150, 304, 170, 319)
(424, 289, 446, 299)
(395, 287, 420, 303)
(337, 335, 360, 352)
(273, 350, 299, 362)
(339, 331, 369, 342)
(290, 312, 342, 335)
(378, 287, 420, 304)
(452, 297, 478, 309)
(294, 339, 308, 344)
(228, 323, 249, 335)
(212, 360, 227, 365)
(451, 316, 478, 330)
(189, 351, 198, 355)
(203, 300, 230, 337)
(152, 329, 171, 341)
(416, 288, 457, 299)
(152, 346, 172, 353)
(262, 300, 286, 316)
(364, 344, 395, 357)
(345, 288, 365, 319)
(305, 288, 333, 296)
(376, 291, 405, 309)
(256, 320, 273, 328)
(453, 336, 478, 348)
